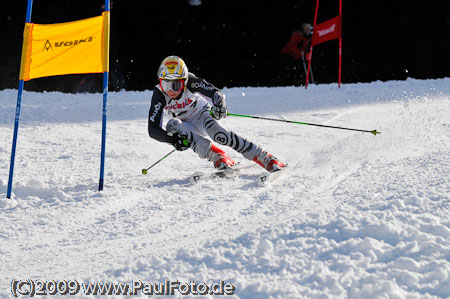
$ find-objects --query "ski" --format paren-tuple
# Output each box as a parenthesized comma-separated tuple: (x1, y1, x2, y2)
(190, 163, 257, 185)
(257, 165, 289, 187)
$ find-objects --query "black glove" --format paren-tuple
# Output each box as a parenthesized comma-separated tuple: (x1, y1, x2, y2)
(168, 132, 191, 151)
(211, 91, 227, 120)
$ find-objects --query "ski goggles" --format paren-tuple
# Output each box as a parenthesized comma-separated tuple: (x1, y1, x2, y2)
(160, 79, 185, 93)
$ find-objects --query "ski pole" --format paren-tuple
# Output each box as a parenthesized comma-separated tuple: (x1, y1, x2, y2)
(141, 149, 176, 175)
(227, 112, 380, 135)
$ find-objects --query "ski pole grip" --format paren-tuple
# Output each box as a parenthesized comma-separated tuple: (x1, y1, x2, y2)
(210, 109, 231, 117)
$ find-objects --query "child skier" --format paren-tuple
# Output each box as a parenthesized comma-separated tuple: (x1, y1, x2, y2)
(147, 55, 285, 173)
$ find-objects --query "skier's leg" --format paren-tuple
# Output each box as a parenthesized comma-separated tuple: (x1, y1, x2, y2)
(195, 109, 285, 172)
(166, 119, 235, 169)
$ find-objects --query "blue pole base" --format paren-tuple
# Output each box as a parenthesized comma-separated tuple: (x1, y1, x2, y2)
(98, 179, 104, 191)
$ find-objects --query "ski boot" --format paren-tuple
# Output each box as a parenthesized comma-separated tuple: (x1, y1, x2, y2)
(206, 144, 236, 170)
(253, 150, 285, 173)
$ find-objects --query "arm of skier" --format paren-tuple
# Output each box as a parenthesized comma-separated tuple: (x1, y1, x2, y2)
(187, 73, 220, 100)
(187, 73, 227, 119)
(147, 89, 174, 144)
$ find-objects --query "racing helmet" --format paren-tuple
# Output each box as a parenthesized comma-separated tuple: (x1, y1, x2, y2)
(157, 56, 189, 81)
(157, 56, 189, 94)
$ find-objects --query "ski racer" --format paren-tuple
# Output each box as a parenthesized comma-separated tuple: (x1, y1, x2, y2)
(147, 55, 285, 173)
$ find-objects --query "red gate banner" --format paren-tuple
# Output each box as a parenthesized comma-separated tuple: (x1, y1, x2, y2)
(312, 15, 341, 46)
(306, 0, 343, 89)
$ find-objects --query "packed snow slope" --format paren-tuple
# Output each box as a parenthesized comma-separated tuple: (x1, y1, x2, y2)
(1, 78, 450, 298)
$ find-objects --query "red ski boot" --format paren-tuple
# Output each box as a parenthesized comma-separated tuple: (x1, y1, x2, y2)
(253, 150, 285, 173)
(206, 144, 236, 170)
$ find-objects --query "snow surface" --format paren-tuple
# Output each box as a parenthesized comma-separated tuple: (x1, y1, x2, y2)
(1, 78, 450, 298)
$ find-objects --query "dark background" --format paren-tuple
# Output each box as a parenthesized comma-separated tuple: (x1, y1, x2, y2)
(1, 0, 450, 93)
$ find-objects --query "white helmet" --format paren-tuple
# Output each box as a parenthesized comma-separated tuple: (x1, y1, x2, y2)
(157, 56, 189, 81)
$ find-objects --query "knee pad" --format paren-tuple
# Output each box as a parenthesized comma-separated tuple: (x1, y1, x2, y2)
(213, 131, 230, 145)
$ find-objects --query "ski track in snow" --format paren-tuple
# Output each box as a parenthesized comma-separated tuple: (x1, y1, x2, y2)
(0, 79, 449, 298)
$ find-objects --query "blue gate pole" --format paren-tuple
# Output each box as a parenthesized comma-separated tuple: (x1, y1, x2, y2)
(7, 0, 33, 199)
(98, 0, 110, 191)
(98, 73, 109, 191)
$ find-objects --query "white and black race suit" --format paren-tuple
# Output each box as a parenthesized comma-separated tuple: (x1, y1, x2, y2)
(147, 73, 262, 160)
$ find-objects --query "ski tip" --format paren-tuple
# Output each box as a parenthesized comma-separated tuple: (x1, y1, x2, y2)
(190, 172, 205, 184)
(257, 174, 270, 187)
(257, 164, 288, 187)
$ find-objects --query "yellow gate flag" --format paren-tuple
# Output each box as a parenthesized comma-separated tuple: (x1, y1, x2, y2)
(19, 12, 110, 81)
